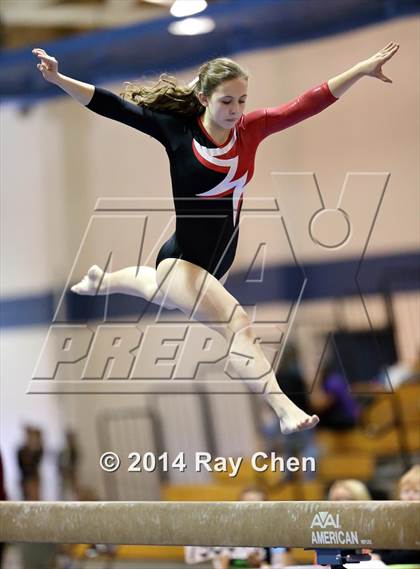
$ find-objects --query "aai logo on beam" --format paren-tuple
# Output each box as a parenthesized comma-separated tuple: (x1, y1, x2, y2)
(310, 511, 340, 529)
(310, 511, 361, 546)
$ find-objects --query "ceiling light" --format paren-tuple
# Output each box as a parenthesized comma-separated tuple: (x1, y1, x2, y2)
(142, 0, 173, 5)
(168, 16, 215, 35)
(170, 0, 207, 18)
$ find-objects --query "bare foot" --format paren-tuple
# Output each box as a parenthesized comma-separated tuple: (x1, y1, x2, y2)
(71, 265, 107, 295)
(279, 404, 319, 435)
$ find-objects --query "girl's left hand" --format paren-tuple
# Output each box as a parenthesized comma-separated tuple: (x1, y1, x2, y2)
(358, 42, 399, 82)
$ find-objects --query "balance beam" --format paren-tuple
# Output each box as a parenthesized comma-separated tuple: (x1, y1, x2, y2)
(1, 501, 419, 549)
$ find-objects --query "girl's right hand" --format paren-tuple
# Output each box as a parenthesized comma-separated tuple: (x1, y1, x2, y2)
(32, 48, 59, 83)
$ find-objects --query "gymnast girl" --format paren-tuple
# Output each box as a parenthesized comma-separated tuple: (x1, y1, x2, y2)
(32, 42, 398, 434)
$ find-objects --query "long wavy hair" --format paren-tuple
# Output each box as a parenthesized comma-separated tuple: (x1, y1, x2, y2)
(120, 57, 249, 116)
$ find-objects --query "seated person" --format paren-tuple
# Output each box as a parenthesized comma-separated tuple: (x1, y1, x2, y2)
(374, 465, 420, 565)
(311, 360, 360, 431)
(328, 479, 372, 501)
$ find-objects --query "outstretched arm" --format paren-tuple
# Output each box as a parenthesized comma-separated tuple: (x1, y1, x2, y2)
(32, 47, 173, 147)
(33, 48, 94, 105)
(247, 41, 400, 141)
(327, 41, 399, 98)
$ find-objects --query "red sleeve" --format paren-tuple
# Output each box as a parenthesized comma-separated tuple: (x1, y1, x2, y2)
(243, 81, 338, 142)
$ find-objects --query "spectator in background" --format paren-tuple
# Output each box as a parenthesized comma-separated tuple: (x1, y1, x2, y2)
(311, 356, 360, 431)
(379, 346, 420, 390)
(328, 479, 372, 501)
(17, 426, 43, 500)
(15, 430, 59, 569)
(58, 430, 80, 500)
(398, 464, 420, 501)
(0, 450, 7, 569)
(374, 465, 420, 564)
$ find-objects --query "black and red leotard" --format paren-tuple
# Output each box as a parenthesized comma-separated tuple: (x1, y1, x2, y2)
(85, 82, 337, 279)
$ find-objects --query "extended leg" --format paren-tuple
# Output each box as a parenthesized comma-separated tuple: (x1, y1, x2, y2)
(155, 258, 319, 434)
(72, 265, 230, 310)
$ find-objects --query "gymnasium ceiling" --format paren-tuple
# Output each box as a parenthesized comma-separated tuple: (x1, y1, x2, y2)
(0, 0, 217, 50)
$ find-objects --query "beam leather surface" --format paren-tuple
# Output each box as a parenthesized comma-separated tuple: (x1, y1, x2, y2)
(1, 501, 419, 548)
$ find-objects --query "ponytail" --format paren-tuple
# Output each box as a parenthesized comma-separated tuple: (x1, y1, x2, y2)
(120, 57, 248, 117)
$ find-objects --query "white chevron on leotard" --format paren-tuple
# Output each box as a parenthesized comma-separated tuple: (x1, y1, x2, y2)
(193, 131, 247, 226)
